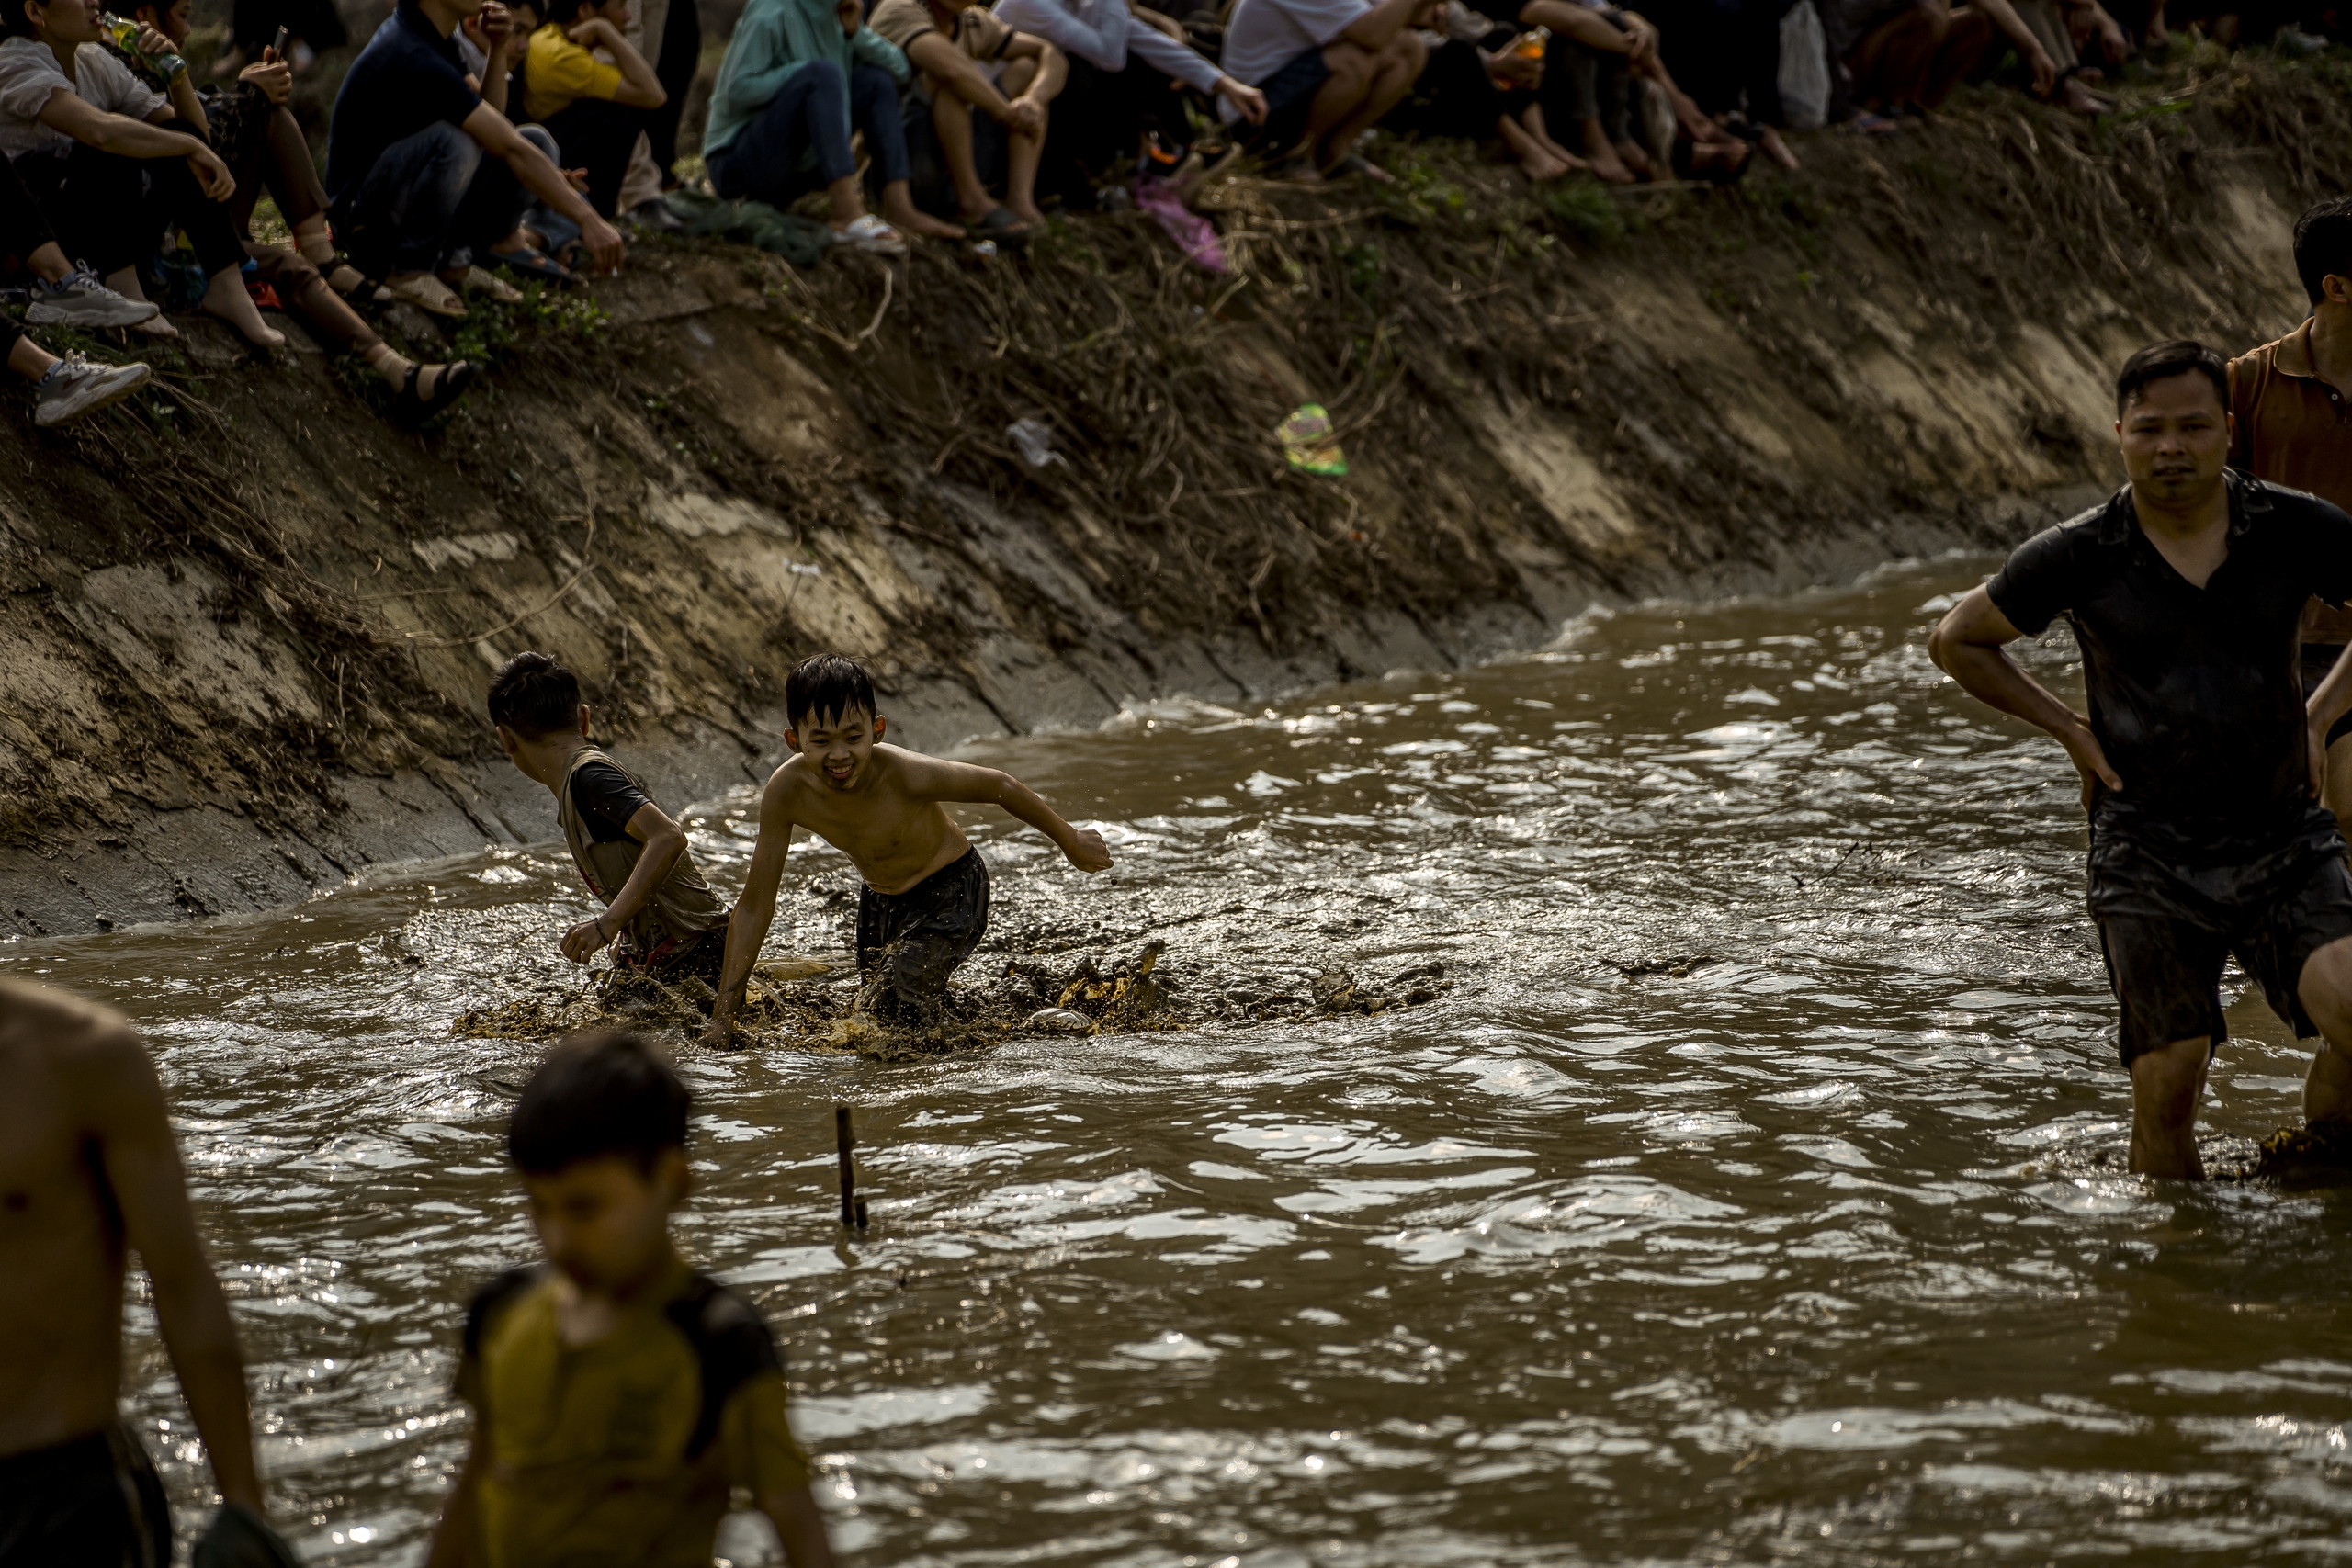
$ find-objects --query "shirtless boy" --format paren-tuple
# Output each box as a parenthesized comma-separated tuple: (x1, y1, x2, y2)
(701, 652, 1113, 1044)
(1929, 341, 2352, 1179)
(0, 979, 294, 1566)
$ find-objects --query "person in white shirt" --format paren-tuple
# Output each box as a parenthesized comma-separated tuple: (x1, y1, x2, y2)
(1217, 0, 1423, 180)
(0, 0, 285, 344)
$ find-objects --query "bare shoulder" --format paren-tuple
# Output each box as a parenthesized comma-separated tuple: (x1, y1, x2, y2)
(0, 978, 151, 1096)
(762, 755, 815, 809)
(877, 743, 977, 793)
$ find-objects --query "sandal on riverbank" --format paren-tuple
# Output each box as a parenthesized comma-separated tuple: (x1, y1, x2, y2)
(966, 207, 1032, 245)
(487, 244, 577, 286)
(392, 360, 479, 421)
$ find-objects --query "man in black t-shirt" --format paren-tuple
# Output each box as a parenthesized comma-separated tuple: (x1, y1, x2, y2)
(324, 0, 624, 316)
(1928, 339, 2352, 1179)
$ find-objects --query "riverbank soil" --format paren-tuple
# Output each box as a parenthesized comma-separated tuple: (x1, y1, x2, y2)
(1, 51, 2339, 933)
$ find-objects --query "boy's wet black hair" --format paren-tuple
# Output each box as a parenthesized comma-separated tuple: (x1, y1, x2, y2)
(486, 651, 582, 740)
(2294, 197, 2352, 306)
(509, 1030, 691, 1175)
(2114, 340, 2229, 420)
(786, 653, 876, 733)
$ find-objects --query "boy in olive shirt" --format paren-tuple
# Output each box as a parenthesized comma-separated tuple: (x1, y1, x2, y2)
(425, 1032, 833, 1568)
(488, 651, 731, 980)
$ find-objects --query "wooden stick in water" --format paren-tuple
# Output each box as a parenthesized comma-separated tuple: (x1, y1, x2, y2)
(835, 1105, 855, 1227)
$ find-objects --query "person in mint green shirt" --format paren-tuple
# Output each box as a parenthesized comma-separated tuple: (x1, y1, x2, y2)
(701, 0, 963, 252)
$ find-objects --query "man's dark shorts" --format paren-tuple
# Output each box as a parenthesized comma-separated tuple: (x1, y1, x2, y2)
(0, 1425, 170, 1568)
(2089, 829, 2352, 1065)
(855, 847, 989, 1021)
(1246, 48, 1333, 156)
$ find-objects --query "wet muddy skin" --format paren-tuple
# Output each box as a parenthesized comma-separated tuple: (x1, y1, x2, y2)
(9, 557, 2351, 1564)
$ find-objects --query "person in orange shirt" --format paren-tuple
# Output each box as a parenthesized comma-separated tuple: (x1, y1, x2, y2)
(2229, 197, 2352, 836)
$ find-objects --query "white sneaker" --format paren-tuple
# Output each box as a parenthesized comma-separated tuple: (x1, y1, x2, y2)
(25, 264, 160, 328)
(32, 354, 150, 427)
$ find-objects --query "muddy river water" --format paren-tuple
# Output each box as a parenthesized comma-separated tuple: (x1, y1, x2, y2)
(8, 557, 2351, 1566)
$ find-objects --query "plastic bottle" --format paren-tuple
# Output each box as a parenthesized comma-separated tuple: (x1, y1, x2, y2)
(101, 12, 185, 78)
(1491, 23, 1545, 88)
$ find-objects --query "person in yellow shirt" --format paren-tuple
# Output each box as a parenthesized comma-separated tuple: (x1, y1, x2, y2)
(521, 0, 667, 216)
(424, 1032, 834, 1568)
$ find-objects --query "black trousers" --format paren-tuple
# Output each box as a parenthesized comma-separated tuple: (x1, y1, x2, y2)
(1543, 28, 1633, 141)
(539, 97, 649, 219)
(1044, 53, 1189, 197)
(1639, 0, 1795, 121)
(646, 0, 702, 177)
(13, 140, 246, 279)
(1388, 38, 1510, 140)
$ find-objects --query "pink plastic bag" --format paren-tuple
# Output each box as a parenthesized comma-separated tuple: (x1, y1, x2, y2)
(1136, 180, 1227, 275)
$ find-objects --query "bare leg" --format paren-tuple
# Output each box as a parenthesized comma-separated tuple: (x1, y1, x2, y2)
(6, 332, 56, 380)
(881, 179, 965, 239)
(1518, 104, 1586, 168)
(1921, 4, 1996, 106)
(2128, 1035, 2210, 1179)
(927, 79, 1002, 221)
(201, 267, 286, 348)
(1315, 35, 1422, 174)
(1496, 112, 1569, 179)
(1849, 1, 1951, 112)
(823, 172, 871, 229)
(998, 55, 1053, 227)
(24, 242, 73, 284)
(2293, 933, 2352, 1128)
(1286, 45, 1377, 173)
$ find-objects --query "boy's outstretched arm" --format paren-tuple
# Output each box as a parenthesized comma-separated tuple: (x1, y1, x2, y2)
(562, 802, 690, 964)
(914, 758, 1113, 872)
(702, 782, 798, 1046)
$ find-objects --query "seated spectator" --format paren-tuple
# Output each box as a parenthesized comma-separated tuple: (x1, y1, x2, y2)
(1387, 0, 1581, 180)
(1218, 0, 1427, 181)
(986, 0, 1267, 204)
(1634, 0, 1803, 166)
(0, 148, 151, 424)
(703, 0, 963, 254)
(447, 0, 576, 284)
(325, 0, 623, 318)
(0, 0, 284, 344)
(119, 0, 361, 290)
(1827, 0, 2095, 119)
(0, 137, 153, 322)
(214, 0, 345, 75)
(1526, 1, 1748, 180)
(2009, 0, 2118, 109)
(867, 0, 1062, 235)
(519, 0, 668, 219)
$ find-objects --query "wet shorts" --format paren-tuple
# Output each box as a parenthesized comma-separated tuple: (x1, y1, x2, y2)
(855, 848, 990, 1022)
(2087, 829, 2352, 1065)
(0, 1425, 171, 1568)
(619, 918, 729, 986)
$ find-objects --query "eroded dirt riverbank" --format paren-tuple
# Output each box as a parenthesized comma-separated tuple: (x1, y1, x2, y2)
(10, 558, 2350, 1565)
(6, 53, 2347, 932)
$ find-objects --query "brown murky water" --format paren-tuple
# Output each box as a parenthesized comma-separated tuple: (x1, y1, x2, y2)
(8, 557, 2351, 1566)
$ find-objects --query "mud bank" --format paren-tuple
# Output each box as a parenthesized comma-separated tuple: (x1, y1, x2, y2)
(2, 53, 2339, 934)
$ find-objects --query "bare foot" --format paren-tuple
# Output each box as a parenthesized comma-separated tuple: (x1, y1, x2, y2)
(1758, 125, 1799, 170)
(1006, 201, 1046, 228)
(132, 314, 183, 340)
(200, 273, 286, 348)
(2058, 76, 2114, 113)
(1519, 149, 1570, 182)
(1613, 139, 1655, 179)
(1322, 152, 1396, 185)
(881, 192, 965, 241)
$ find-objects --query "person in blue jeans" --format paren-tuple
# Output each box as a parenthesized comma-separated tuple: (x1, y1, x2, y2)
(702, 0, 964, 254)
(325, 0, 623, 319)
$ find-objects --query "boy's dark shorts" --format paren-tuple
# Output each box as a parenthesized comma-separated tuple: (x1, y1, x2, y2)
(620, 919, 729, 987)
(0, 1424, 170, 1568)
(2088, 829, 2352, 1066)
(856, 848, 989, 1021)
(1245, 48, 1333, 155)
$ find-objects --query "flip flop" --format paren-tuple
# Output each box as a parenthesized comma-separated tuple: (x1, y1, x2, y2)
(488, 244, 578, 286)
(830, 213, 907, 256)
(967, 206, 1032, 245)
(391, 359, 479, 421)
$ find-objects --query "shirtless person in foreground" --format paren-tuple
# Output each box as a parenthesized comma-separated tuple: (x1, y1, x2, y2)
(700, 652, 1113, 1046)
(0, 980, 295, 1566)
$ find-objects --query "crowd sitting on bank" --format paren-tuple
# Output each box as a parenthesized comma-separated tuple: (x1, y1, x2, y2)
(0, 0, 2325, 427)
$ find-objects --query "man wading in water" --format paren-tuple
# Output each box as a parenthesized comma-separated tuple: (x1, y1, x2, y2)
(0, 979, 297, 1565)
(1929, 340, 2352, 1179)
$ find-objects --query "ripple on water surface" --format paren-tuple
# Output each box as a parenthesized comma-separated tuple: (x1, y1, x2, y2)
(11, 558, 2352, 1565)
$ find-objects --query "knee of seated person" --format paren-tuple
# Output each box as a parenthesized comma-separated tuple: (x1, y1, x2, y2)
(1322, 40, 1376, 81)
(1390, 31, 1429, 70)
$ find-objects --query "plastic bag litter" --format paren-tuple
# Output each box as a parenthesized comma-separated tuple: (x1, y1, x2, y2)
(1278, 403, 1347, 476)
(1136, 179, 1227, 274)
(1006, 418, 1070, 468)
(1778, 1, 1830, 130)
(661, 190, 832, 268)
